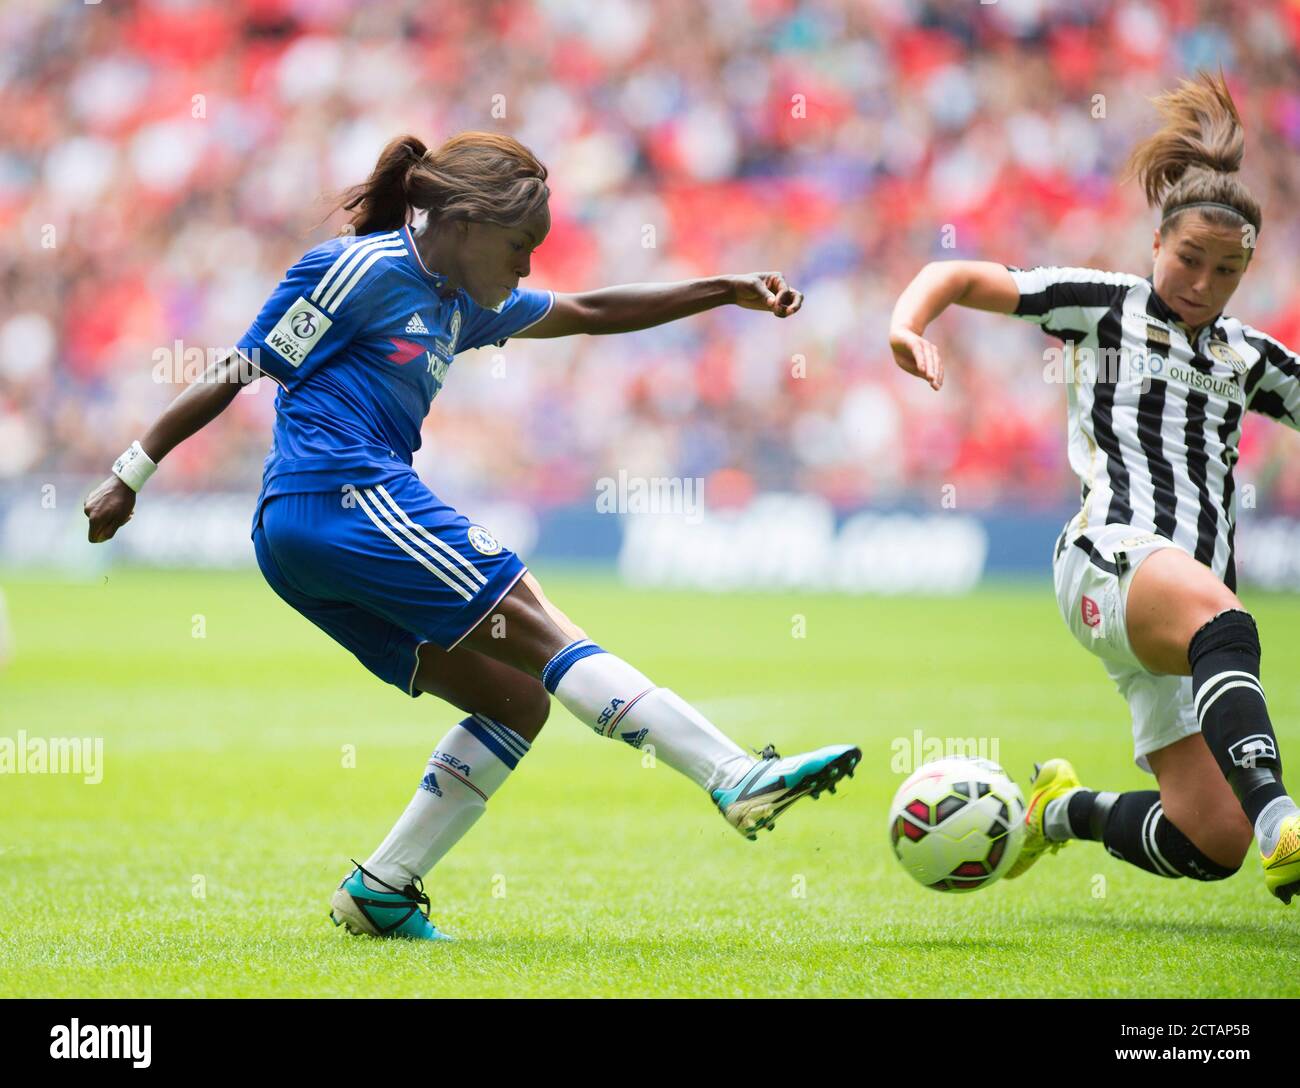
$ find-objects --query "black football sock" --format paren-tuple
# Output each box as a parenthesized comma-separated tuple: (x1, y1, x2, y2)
(1188, 610, 1289, 832)
(1062, 788, 1119, 841)
(1061, 789, 1238, 881)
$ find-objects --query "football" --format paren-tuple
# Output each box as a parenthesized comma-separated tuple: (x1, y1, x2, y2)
(888, 756, 1026, 892)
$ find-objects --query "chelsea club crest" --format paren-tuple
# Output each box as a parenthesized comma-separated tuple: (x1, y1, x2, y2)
(467, 525, 501, 555)
(447, 308, 462, 354)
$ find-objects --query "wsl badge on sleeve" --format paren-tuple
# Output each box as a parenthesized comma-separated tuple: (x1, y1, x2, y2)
(266, 296, 333, 368)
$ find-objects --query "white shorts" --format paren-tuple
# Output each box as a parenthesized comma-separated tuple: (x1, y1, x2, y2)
(1052, 519, 1199, 774)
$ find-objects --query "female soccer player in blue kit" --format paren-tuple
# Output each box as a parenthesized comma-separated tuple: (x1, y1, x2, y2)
(84, 132, 861, 940)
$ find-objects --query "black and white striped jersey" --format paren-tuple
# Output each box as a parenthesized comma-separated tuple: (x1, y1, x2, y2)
(1007, 265, 1300, 590)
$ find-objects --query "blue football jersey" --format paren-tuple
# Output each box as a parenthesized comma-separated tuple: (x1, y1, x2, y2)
(236, 225, 554, 505)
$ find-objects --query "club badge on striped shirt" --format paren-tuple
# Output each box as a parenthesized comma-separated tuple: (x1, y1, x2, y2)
(1206, 339, 1249, 374)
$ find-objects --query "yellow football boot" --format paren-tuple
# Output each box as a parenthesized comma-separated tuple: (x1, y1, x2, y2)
(1262, 812, 1300, 904)
(1005, 758, 1082, 880)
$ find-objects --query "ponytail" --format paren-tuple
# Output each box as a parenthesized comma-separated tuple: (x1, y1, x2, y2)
(334, 134, 427, 236)
(332, 132, 549, 237)
(1125, 70, 1261, 239)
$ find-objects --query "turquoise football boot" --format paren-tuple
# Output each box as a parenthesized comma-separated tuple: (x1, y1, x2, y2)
(329, 862, 454, 941)
(711, 744, 861, 840)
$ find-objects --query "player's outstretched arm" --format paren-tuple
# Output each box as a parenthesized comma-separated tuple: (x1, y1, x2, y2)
(512, 272, 802, 339)
(84, 351, 261, 543)
(888, 261, 1020, 391)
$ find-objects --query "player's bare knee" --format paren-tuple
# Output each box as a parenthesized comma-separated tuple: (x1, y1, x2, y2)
(518, 682, 551, 736)
(1191, 590, 1247, 636)
(498, 680, 551, 740)
(1227, 828, 1253, 868)
(1170, 802, 1251, 871)
(1203, 825, 1251, 872)
(1222, 806, 1255, 864)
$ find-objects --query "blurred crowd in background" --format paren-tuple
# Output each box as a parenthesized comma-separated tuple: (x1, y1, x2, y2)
(5, 0, 1300, 517)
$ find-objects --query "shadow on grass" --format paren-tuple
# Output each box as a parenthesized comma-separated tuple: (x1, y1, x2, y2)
(1045, 912, 1300, 949)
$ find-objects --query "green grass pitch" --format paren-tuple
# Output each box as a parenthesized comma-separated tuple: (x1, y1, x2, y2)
(2, 568, 1298, 998)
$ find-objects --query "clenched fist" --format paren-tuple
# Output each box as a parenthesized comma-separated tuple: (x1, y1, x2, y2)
(84, 476, 137, 543)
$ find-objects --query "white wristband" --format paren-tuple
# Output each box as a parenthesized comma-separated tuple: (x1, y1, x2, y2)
(112, 441, 158, 492)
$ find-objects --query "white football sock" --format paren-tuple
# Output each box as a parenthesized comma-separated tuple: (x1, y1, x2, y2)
(362, 714, 528, 889)
(1256, 795, 1299, 856)
(1043, 788, 1085, 843)
(541, 639, 753, 793)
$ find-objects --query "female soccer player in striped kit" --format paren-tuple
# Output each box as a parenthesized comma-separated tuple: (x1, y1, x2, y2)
(888, 73, 1300, 903)
(83, 133, 859, 940)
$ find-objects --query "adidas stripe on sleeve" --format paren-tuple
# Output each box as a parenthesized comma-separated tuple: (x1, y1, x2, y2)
(237, 232, 407, 389)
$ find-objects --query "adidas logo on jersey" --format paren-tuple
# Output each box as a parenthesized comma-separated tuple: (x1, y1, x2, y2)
(405, 313, 429, 335)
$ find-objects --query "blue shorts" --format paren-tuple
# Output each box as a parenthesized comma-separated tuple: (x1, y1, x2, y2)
(251, 471, 527, 697)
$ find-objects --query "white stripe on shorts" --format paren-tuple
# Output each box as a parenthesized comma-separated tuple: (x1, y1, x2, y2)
(353, 488, 474, 602)
(373, 484, 487, 587)
(360, 488, 483, 596)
